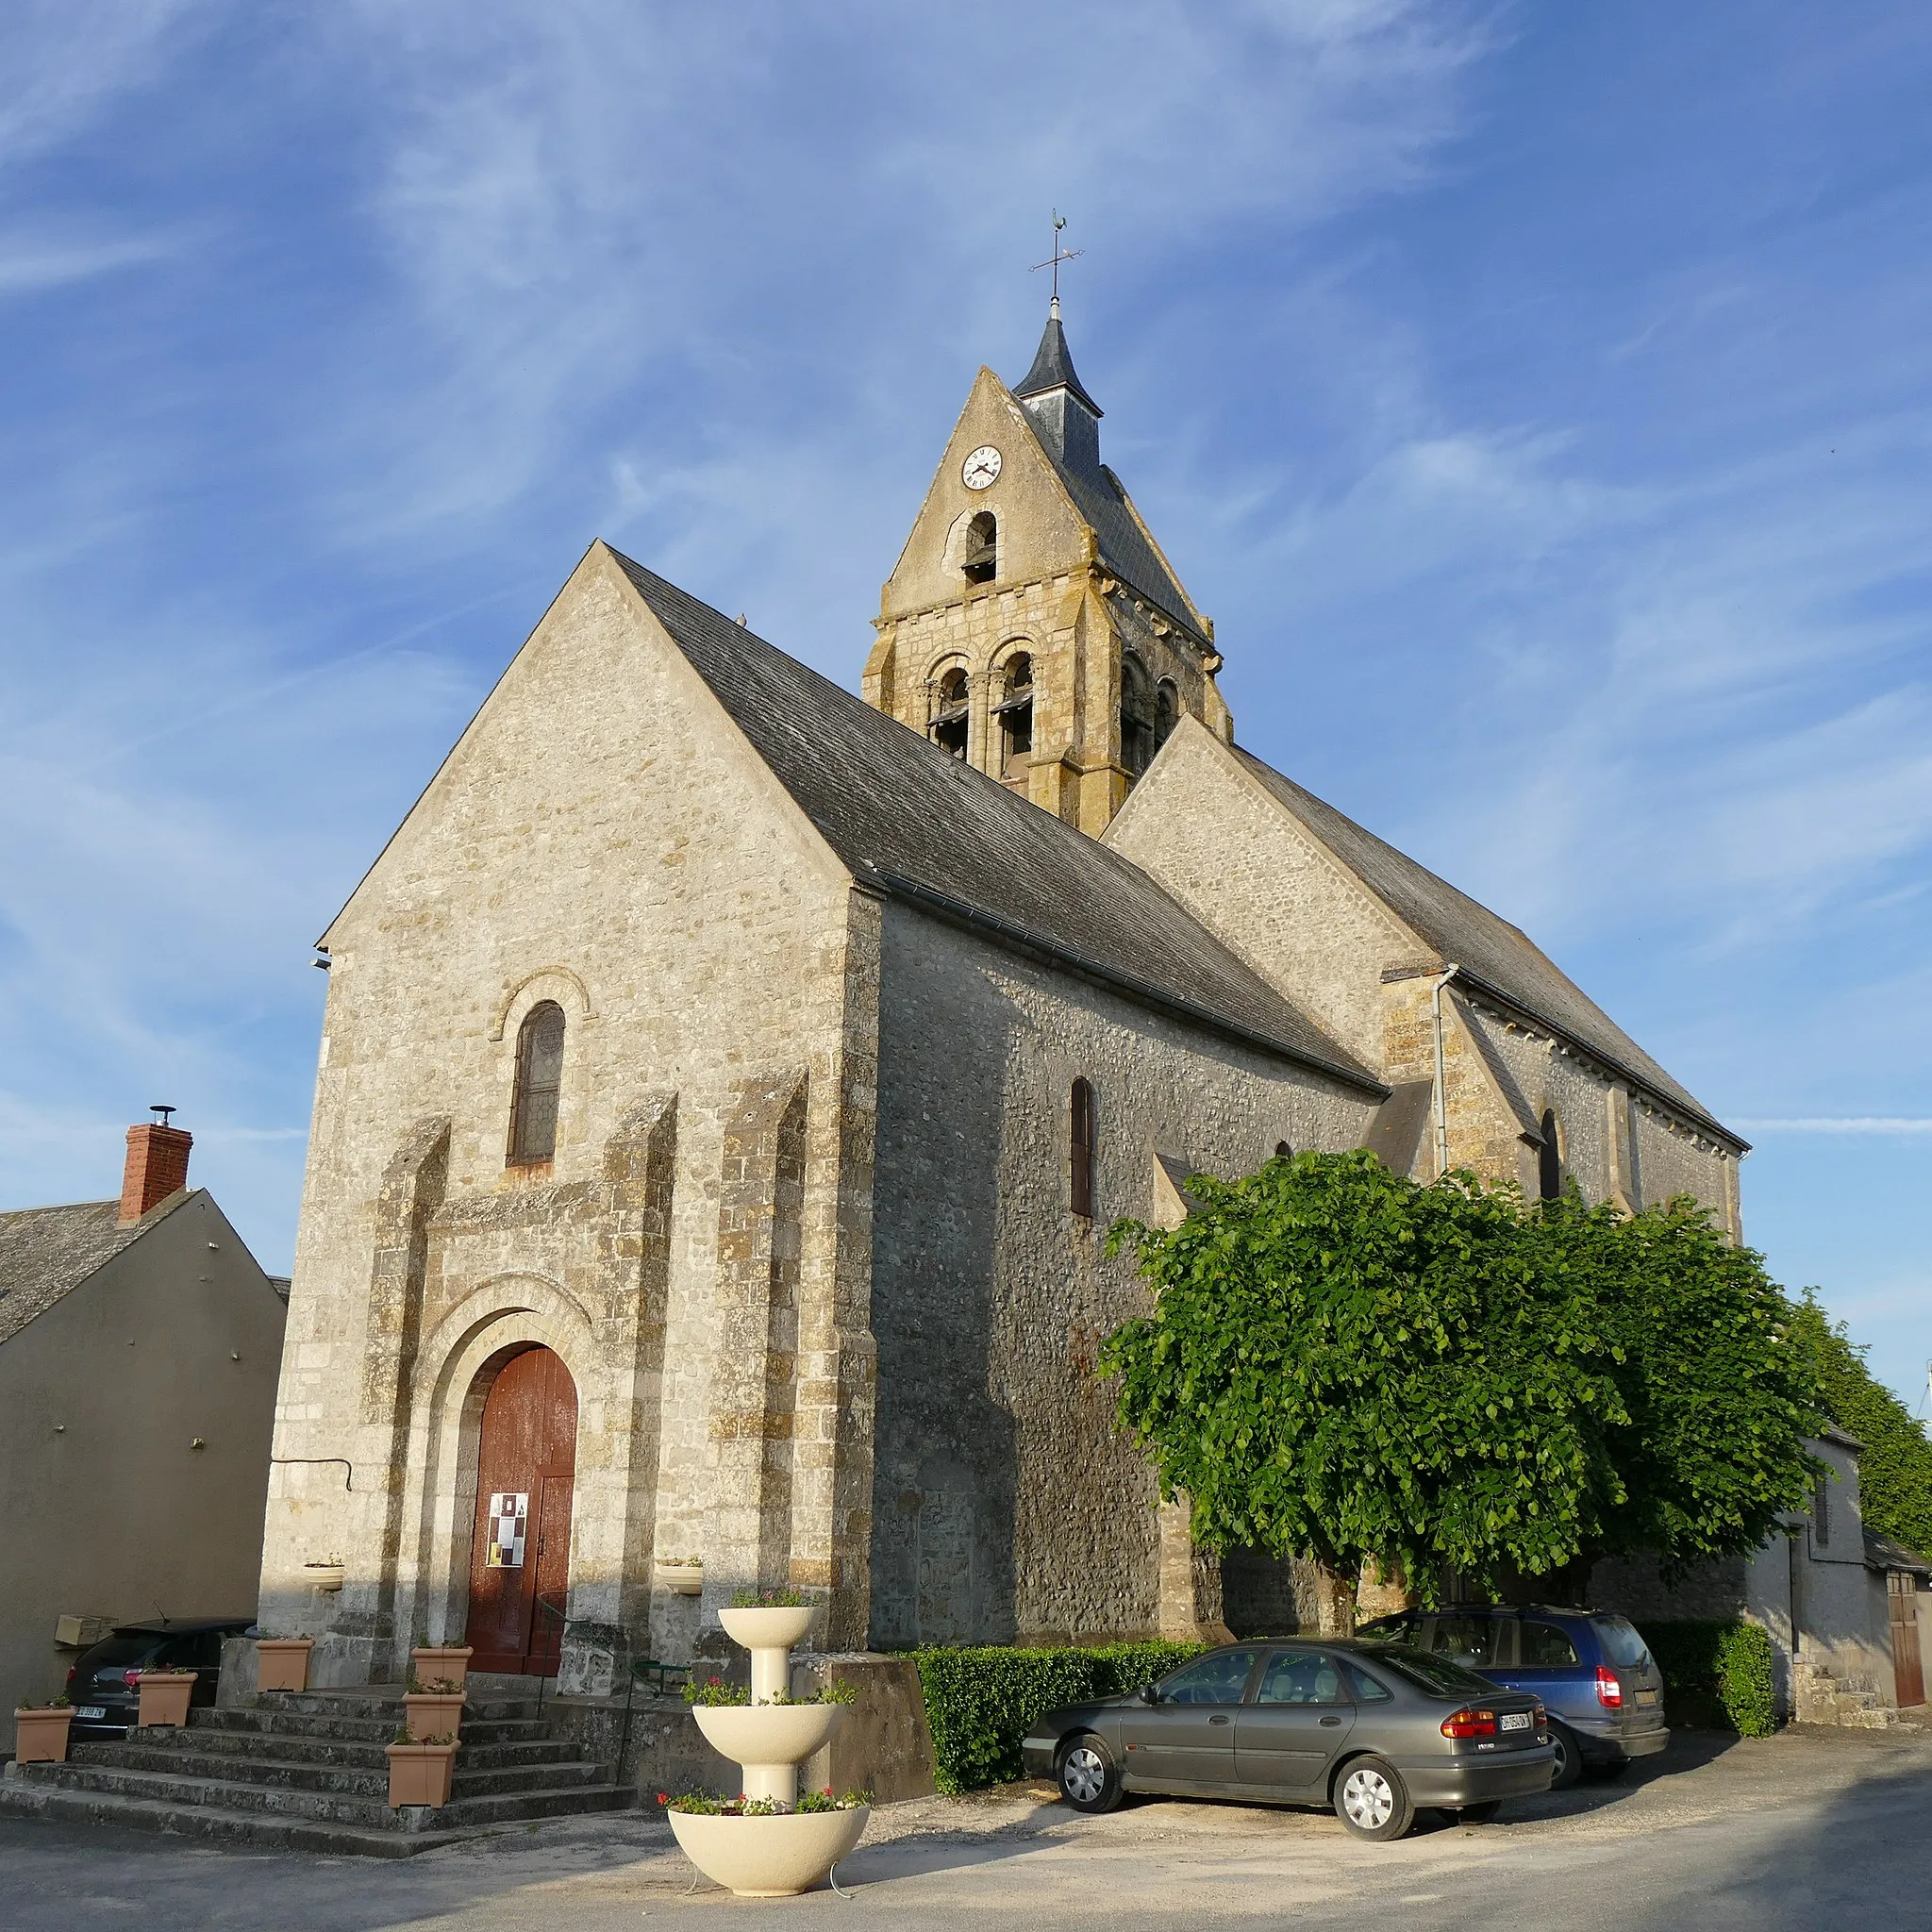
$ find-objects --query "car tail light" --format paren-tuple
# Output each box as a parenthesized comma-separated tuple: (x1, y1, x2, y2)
(65, 1666, 76, 1689)
(1534, 1701, 1547, 1733)
(1441, 1707, 1499, 1739)
(1595, 1666, 1624, 1709)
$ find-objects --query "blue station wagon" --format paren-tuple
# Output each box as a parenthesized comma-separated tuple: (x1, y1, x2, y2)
(1357, 1605, 1668, 1787)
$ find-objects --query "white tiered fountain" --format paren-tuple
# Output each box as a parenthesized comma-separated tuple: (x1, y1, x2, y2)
(667, 1604, 870, 1898)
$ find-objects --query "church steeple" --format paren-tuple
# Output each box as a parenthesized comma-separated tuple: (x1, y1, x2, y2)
(864, 300, 1232, 838)
(1014, 302, 1103, 470)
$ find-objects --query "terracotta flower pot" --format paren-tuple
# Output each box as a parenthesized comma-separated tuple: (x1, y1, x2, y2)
(14, 1707, 75, 1764)
(256, 1640, 313, 1694)
(135, 1672, 196, 1728)
(410, 1645, 473, 1690)
(386, 1740, 459, 1807)
(404, 1691, 465, 1740)
(667, 1806, 869, 1897)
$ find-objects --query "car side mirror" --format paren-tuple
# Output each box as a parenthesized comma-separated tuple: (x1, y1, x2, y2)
(1138, 1682, 1161, 1705)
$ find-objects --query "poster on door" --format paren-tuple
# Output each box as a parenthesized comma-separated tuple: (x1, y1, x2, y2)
(486, 1491, 529, 1569)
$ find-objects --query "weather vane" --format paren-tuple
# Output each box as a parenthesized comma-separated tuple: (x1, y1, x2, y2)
(1030, 210, 1083, 312)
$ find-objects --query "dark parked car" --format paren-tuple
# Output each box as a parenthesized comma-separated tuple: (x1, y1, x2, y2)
(64, 1619, 254, 1737)
(1357, 1605, 1668, 1788)
(1021, 1639, 1555, 1841)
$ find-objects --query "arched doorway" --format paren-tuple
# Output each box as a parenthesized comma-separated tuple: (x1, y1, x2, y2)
(464, 1345, 577, 1675)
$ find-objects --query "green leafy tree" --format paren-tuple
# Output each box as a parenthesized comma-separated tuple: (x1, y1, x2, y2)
(1102, 1152, 1629, 1614)
(1528, 1195, 1827, 1577)
(1789, 1295, 1932, 1558)
(1103, 1152, 1826, 1614)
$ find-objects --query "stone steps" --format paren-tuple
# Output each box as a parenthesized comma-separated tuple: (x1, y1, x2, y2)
(1792, 1660, 1924, 1731)
(0, 1688, 636, 1856)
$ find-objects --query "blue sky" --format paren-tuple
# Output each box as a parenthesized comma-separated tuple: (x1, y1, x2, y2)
(2, 3, 1927, 1413)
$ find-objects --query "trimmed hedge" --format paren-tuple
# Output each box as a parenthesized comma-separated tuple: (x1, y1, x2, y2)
(912, 1641, 1205, 1792)
(1638, 1619, 1777, 1738)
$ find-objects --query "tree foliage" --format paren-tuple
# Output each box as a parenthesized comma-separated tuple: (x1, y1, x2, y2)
(1102, 1151, 1824, 1601)
(1789, 1295, 1932, 1559)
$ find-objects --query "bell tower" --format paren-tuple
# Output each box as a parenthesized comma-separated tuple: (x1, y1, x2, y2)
(862, 303, 1232, 836)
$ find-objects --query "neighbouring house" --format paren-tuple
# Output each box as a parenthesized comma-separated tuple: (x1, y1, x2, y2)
(0, 1116, 289, 1723)
(1590, 1426, 1930, 1724)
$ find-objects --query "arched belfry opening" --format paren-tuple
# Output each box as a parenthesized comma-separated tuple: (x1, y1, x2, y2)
(930, 664, 970, 758)
(995, 652, 1033, 776)
(963, 511, 997, 585)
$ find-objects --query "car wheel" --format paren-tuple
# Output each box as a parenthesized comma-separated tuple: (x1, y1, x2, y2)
(1334, 1756, 1415, 1842)
(1056, 1734, 1124, 1815)
(1547, 1723, 1584, 1790)
(1457, 1801, 1503, 1824)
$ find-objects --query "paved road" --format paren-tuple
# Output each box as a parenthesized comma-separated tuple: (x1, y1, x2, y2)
(4, 1729, 1927, 1930)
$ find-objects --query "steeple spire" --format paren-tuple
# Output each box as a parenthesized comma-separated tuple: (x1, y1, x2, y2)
(1014, 307, 1103, 418)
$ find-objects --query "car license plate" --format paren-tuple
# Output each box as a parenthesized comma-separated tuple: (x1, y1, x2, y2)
(1638, 1689, 1659, 1706)
(1499, 1711, 1531, 1731)
(75, 1706, 107, 1721)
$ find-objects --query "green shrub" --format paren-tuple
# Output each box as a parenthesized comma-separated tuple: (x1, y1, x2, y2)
(911, 1640, 1204, 1792)
(1638, 1618, 1776, 1738)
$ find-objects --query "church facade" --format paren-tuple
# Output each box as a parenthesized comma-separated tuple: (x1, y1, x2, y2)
(258, 310, 1744, 1685)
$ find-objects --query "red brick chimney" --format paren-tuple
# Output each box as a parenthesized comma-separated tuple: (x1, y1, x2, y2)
(120, 1117, 192, 1224)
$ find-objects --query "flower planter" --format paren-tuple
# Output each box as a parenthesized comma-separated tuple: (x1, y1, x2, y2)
(302, 1562, 345, 1593)
(404, 1691, 466, 1740)
(386, 1740, 458, 1808)
(410, 1645, 473, 1690)
(667, 1807, 870, 1898)
(256, 1640, 313, 1694)
(14, 1707, 75, 1764)
(692, 1701, 841, 1770)
(656, 1563, 704, 1597)
(135, 1672, 196, 1728)
(717, 1605, 814, 1653)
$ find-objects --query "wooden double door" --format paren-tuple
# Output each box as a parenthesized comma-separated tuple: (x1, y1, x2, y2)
(464, 1346, 578, 1676)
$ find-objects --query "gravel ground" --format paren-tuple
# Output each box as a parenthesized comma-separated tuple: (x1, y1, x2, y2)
(5, 1727, 1929, 1931)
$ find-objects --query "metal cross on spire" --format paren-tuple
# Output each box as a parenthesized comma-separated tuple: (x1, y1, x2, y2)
(1029, 210, 1083, 316)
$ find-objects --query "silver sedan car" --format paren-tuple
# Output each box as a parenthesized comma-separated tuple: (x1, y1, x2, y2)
(1021, 1639, 1556, 1841)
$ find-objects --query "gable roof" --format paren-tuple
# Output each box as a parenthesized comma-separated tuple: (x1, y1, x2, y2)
(1228, 745, 1737, 1145)
(609, 550, 1381, 1093)
(0, 1192, 189, 1346)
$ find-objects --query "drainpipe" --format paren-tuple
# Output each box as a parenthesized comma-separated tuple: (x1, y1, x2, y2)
(1429, 964, 1461, 1181)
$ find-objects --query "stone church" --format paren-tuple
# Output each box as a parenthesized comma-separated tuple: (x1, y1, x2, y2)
(259, 304, 1745, 1686)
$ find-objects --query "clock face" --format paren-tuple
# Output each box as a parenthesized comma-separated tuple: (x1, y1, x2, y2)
(961, 444, 1003, 491)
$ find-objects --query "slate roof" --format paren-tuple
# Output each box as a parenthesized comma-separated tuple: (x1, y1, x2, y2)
(1229, 746, 1737, 1144)
(1009, 319, 1203, 635)
(0, 1194, 186, 1346)
(1014, 310, 1103, 417)
(610, 550, 1382, 1093)
(1864, 1527, 1932, 1578)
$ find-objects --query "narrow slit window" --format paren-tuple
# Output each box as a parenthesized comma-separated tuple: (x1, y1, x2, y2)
(508, 1001, 566, 1166)
(1538, 1108, 1562, 1201)
(963, 511, 997, 585)
(995, 652, 1033, 775)
(930, 664, 970, 758)
(1070, 1077, 1095, 1220)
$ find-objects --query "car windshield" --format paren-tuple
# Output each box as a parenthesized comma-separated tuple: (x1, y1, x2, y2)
(1592, 1617, 1652, 1669)
(1366, 1644, 1498, 1697)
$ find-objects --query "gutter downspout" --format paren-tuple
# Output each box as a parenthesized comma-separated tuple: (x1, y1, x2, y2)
(1429, 964, 1461, 1181)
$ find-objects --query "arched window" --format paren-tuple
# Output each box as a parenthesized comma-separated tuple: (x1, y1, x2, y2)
(508, 1001, 566, 1166)
(1070, 1077, 1095, 1221)
(963, 511, 997, 585)
(1121, 657, 1154, 777)
(1538, 1108, 1562, 1202)
(1274, 1141, 1292, 1160)
(1156, 678, 1180, 752)
(930, 663, 970, 758)
(995, 651, 1033, 776)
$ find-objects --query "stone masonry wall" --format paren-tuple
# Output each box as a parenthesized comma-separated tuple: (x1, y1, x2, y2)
(866, 900, 1381, 1649)
(261, 549, 877, 1679)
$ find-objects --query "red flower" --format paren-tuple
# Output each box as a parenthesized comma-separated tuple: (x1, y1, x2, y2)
(656, 1792, 669, 1805)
